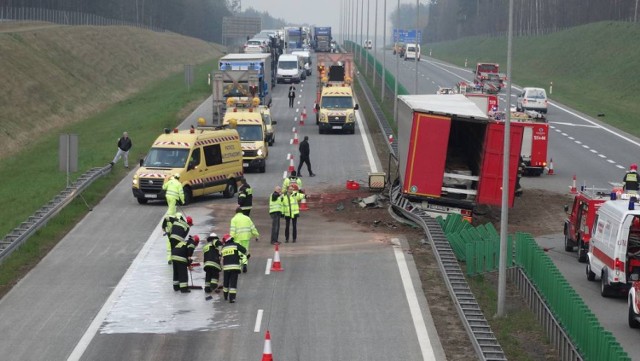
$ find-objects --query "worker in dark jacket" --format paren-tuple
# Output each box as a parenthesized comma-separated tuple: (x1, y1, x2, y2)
(297, 136, 315, 177)
(167, 213, 193, 264)
(110, 131, 132, 168)
(221, 234, 247, 303)
(237, 177, 253, 216)
(203, 233, 223, 293)
(624, 163, 639, 195)
(162, 214, 176, 264)
(171, 235, 199, 293)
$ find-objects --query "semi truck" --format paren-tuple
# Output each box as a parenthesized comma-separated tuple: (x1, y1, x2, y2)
(314, 26, 332, 52)
(213, 53, 273, 123)
(396, 94, 524, 221)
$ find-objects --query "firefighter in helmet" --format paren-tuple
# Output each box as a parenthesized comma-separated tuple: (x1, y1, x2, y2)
(623, 163, 639, 195)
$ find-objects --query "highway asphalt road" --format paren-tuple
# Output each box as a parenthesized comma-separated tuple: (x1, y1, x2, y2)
(0, 55, 446, 361)
(368, 48, 640, 358)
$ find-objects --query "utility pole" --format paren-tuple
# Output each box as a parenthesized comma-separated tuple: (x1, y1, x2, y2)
(373, 0, 378, 88)
(382, 0, 387, 100)
(394, 0, 400, 127)
(366, 0, 370, 76)
(415, 0, 419, 93)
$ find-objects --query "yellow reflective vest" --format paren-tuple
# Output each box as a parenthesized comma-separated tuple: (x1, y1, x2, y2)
(163, 177, 184, 202)
(282, 191, 305, 218)
(229, 213, 259, 243)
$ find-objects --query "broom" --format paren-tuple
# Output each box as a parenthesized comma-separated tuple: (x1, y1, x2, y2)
(188, 266, 203, 290)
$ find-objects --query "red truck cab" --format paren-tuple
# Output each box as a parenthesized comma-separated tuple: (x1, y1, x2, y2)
(563, 188, 609, 262)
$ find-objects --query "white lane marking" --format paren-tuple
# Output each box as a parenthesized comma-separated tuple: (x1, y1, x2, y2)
(561, 133, 568, 136)
(286, 153, 291, 160)
(67, 221, 162, 361)
(282, 171, 288, 179)
(550, 121, 600, 129)
(265, 258, 272, 275)
(392, 238, 436, 361)
(292, 127, 296, 133)
(254, 310, 264, 333)
(582, 144, 590, 149)
(289, 139, 293, 145)
(590, 149, 597, 153)
(607, 159, 615, 164)
(598, 154, 606, 158)
(355, 110, 378, 173)
(294, 117, 298, 122)
(617, 164, 626, 169)
(568, 136, 575, 140)
(575, 140, 582, 144)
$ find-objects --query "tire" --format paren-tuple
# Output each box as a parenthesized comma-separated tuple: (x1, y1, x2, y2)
(223, 181, 236, 199)
(137, 197, 148, 205)
(318, 127, 324, 134)
(349, 128, 355, 135)
(601, 270, 612, 297)
(564, 229, 574, 252)
(183, 187, 193, 205)
(586, 263, 596, 281)
(577, 239, 588, 263)
(259, 164, 266, 173)
(629, 300, 640, 328)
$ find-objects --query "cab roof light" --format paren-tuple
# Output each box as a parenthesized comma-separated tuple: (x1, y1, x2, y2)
(190, 125, 195, 134)
(173, 128, 179, 133)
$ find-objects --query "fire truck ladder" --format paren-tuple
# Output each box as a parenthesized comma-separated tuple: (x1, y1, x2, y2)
(390, 183, 507, 361)
(0, 166, 111, 263)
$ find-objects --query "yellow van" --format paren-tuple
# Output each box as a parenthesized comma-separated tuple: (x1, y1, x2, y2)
(316, 86, 359, 134)
(132, 124, 243, 204)
(223, 98, 269, 172)
(258, 105, 277, 146)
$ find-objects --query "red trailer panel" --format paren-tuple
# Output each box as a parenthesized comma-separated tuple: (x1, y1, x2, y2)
(530, 123, 549, 169)
(403, 113, 451, 197)
(476, 123, 524, 207)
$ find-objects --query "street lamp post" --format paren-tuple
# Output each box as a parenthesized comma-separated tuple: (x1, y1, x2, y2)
(382, 0, 387, 100)
(394, 0, 400, 127)
(360, 0, 364, 63)
(415, 0, 419, 93)
(366, 0, 370, 77)
(373, 0, 378, 88)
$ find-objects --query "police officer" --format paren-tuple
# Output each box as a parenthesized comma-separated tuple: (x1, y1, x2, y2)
(282, 184, 305, 243)
(282, 170, 303, 191)
(230, 207, 259, 273)
(203, 233, 223, 293)
(171, 235, 199, 293)
(237, 177, 253, 216)
(163, 173, 185, 216)
(269, 186, 283, 245)
(220, 234, 247, 303)
(624, 164, 639, 195)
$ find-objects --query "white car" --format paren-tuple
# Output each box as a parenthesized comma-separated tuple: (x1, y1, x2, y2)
(244, 39, 269, 54)
(404, 43, 421, 61)
(517, 87, 548, 114)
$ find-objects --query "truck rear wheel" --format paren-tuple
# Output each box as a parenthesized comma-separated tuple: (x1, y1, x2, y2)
(601, 270, 612, 297)
(183, 187, 193, 205)
(586, 263, 596, 281)
(564, 231, 574, 252)
(629, 301, 640, 328)
(137, 197, 148, 205)
(577, 239, 588, 263)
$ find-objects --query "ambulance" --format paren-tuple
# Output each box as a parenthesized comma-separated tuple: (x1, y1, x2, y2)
(132, 120, 243, 205)
(223, 97, 269, 172)
(587, 196, 640, 297)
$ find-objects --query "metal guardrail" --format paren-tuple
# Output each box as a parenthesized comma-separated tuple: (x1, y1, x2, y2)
(0, 165, 112, 263)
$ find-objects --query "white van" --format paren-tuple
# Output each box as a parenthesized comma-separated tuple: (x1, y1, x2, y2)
(291, 50, 312, 76)
(404, 43, 420, 61)
(276, 54, 303, 84)
(517, 87, 548, 114)
(587, 198, 640, 297)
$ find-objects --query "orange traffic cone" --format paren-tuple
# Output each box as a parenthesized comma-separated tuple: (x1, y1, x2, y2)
(261, 330, 274, 361)
(301, 106, 307, 125)
(300, 196, 309, 211)
(271, 245, 283, 272)
(569, 174, 577, 194)
(288, 158, 295, 173)
(388, 134, 394, 144)
(547, 158, 554, 175)
(293, 132, 299, 145)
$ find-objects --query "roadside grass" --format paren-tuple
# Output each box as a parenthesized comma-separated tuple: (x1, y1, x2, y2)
(0, 61, 215, 296)
(427, 21, 640, 135)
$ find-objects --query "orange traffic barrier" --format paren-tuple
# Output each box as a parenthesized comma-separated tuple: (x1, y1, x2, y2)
(271, 245, 283, 272)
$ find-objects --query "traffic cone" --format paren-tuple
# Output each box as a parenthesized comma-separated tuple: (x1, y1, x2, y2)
(288, 158, 295, 173)
(300, 196, 309, 211)
(271, 245, 283, 272)
(293, 132, 299, 145)
(301, 106, 307, 125)
(261, 330, 274, 361)
(569, 174, 577, 194)
(388, 134, 394, 144)
(547, 158, 554, 175)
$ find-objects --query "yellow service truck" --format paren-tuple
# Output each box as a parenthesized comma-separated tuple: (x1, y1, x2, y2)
(223, 97, 270, 172)
(316, 86, 359, 134)
(132, 122, 243, 205)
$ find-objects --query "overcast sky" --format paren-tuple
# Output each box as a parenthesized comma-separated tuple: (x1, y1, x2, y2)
(241, 0, 396, 37)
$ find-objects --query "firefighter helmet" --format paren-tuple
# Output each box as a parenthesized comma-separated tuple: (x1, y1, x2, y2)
(631, 164, 638, 171)
(222, 233, 232, 243)
(192, 235, 200, 246)
(186, 216, 193, 226)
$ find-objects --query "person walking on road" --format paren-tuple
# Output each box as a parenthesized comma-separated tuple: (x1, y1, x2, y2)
(203, 233, 223, 293)
(220, 234, 247, 303)
(269, 186, 283, 245)
(229, 207, 259, 273)
(282, 184, 305, 243)
(624, 163, 640, 195)
(282, 170, 303, 191)
(288, 85, 296, 108)
(171, 235, 199, 293)
(297, 136, 315, 177)
(237, 177, 253, 216)
(111, 132, 132, 168)
(163, 174, 184, 216)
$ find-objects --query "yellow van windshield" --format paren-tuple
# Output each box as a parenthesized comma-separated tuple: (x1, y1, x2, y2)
(144, 148, 189, 168)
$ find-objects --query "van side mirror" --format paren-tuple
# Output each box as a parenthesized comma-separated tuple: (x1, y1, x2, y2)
(187, 161, 196, 171)
(564, 205, 569, 213)
(354, 104, 359, 110)
(139, 158, 144, 167)
(272, 120, 278, 125)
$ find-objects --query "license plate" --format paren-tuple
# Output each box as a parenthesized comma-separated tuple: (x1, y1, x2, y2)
(243, 163, 249, 167)
(332, 125, 342, 130)
(144, 194, 157, 199)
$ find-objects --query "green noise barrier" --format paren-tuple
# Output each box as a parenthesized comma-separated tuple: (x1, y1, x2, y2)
(346, 41, 409, 96)
(438, 214, 630, 360)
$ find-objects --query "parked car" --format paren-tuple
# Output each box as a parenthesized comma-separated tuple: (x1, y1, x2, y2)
(517, 87, 548, 113)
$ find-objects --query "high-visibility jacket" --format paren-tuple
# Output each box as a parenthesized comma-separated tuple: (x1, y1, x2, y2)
(269, 192, 283, 214)
(282, 176, 302, 191)
(162, 215, 175, 235)
(238, 184, 253, 211)
(163, 177, 184, 202)
(230, 213, 259, 243)
(221, 240, 247, 272)
(169, 218, 190, 245)
(171, 238, 196, 264)
(203, 239, 222, 270)
(282, 191, 305, 218)
(624, 171, 639, 192)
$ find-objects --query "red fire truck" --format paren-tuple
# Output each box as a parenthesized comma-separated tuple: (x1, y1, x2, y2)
(563, 187, 610, 262)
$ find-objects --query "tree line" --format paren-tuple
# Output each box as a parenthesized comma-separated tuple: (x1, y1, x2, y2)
(388, 0, 639, 43)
